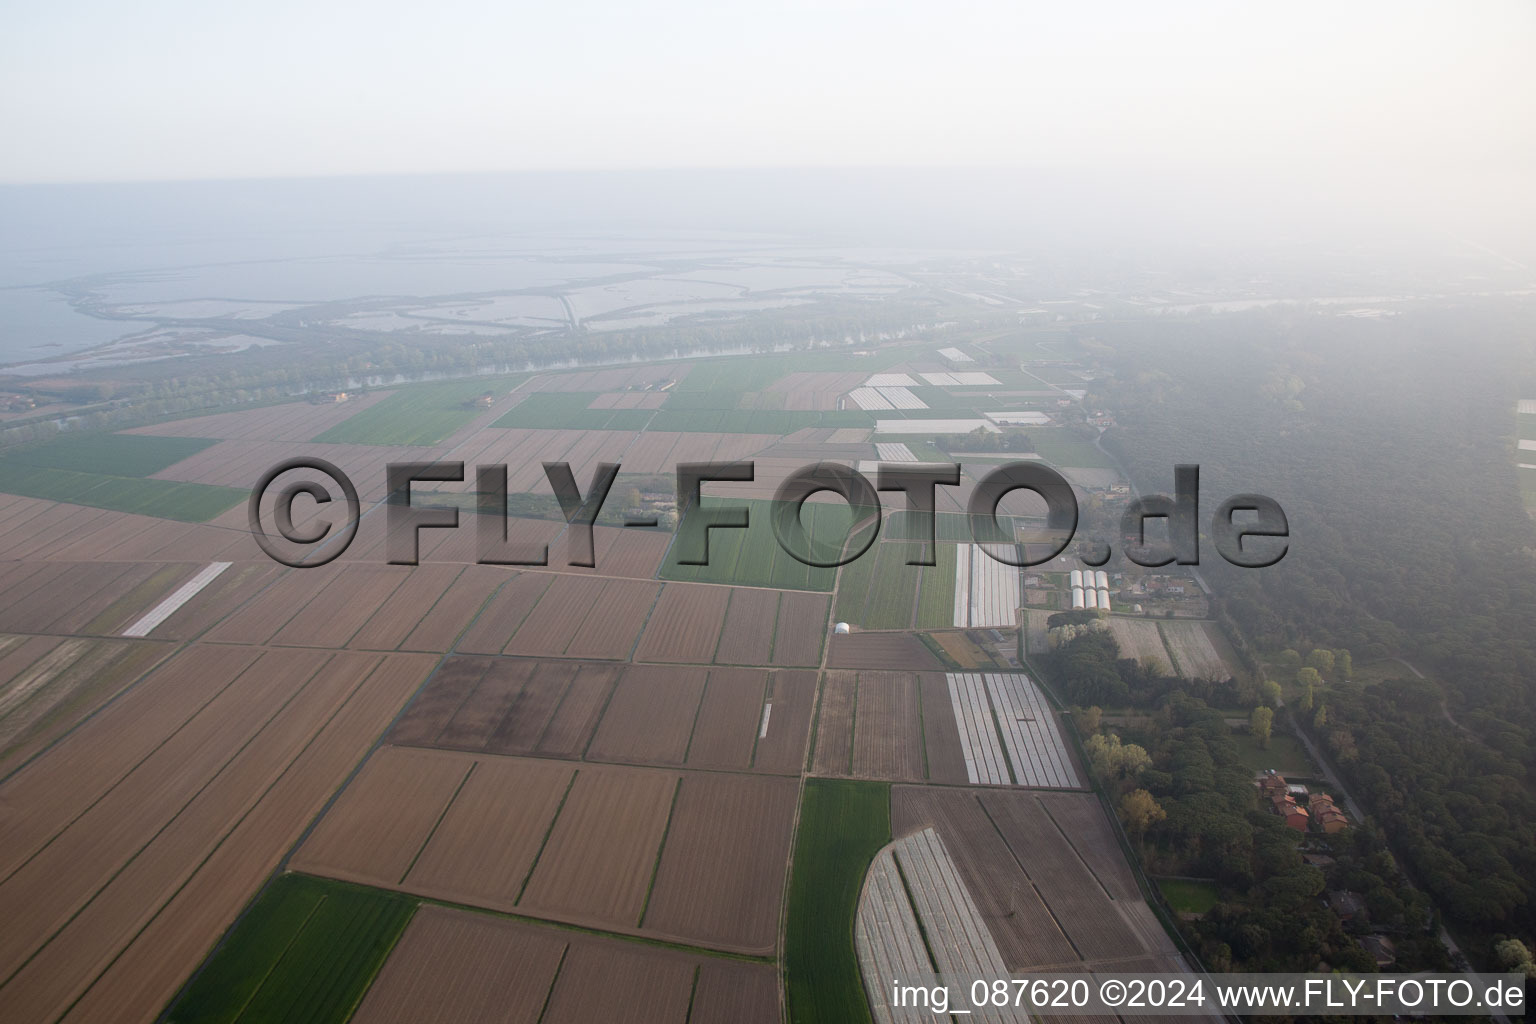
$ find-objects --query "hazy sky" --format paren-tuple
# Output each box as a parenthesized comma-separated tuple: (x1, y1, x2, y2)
(2, 0, 1533, 241)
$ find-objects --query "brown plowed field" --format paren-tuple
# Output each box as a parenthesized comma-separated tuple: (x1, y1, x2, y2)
(770, 591, 830, 667)
(1036, 791, 1142, 901)
(560, 526, 672, 580)
(345, 563, 462, 650)
(713, 587, 779, 664)
(434, 657, 537, 749)
(641, 773, 798, 953)
(268, 563, 411, 647)
(810, 670, 857, 775)
(532, 662, 620, 757)
(349, 905, 568, 1024)
(850, 670, 925, 780)
(400, 563, 509, 651)
(455, 572, 552, 654)
(980, 790, 1161, 962)
(123, 390, 396, 441)
(892, 786, 1080, 970)
(201, 568, 339, 644)
(750, 669, 818, 773)
(684, 667, 768, 771)
(633, 583, 729, 663)
(827, 631, 943, 670)
(403, 757, 575, 909)
(918, 671, 970, 784)
(0, 642, 265, 881)
(518, 764, 678, 929)
(691, 958, 782, 1024)
(388, 656, 492, 746)
(501, 574, 606, 656)
(153, 561, 283, 639)
(289, 745, 474, 888)
(1, 650, 435, 1024)
(539, 935, 697, 1024)
(561, 578, 660, 659)
(0, 635, 175, 773)
(586, 664, 707, 765)
(481, 660, 584, 753)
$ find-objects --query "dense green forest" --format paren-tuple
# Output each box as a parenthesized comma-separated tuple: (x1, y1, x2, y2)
(1048, 630, 1447, 974)
(1091, 301, 1536, 961)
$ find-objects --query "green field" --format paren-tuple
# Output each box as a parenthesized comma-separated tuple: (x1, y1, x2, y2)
(1229, 727, 1320, 777)
(5, 433, 218, 476)
(489, 391, 656, 431)
(834, 536, 956, 630)
(0, 433, 245, 521)
(1157, 878, 1220, 915)
(660, 497, 866, 591)
(1024, 429, 1117, 469)
(315, 378, 526, 445)
(784, 779, 891, 1024)
(164, 873, 416, 1024)
(647, 406, 872, 434)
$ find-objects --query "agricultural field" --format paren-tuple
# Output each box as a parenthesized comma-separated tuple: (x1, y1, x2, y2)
(0, 452, 245, 520)
(158, 874, 416, 1024)
(952, 543, 1023, 628)
(785, 778, 891, 1024)
(857, 828, 1020, 1024)
(292, 745, 800, 954)
(659, 497, 855, 591)
(0, 633, 175, 773)
(385, 656, 818, 773)
(1106, 616, 1174, 673)
(1159, 620, 1234, 680)
(832, 536, 955, 631)
(315, 376, 527, 445)
(0, 644, 433, 1024)
(892, 787, 1186, 972)
(352, 904, 780, 1024)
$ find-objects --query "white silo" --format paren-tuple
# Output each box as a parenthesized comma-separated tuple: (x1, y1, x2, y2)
(1097, 588, 1111, 612)
(1084, 589, 1098, 610)
(1071, 587, 1085, 610)
(1095, 570, 1109, 590)
(1069, 569, 1083, 589)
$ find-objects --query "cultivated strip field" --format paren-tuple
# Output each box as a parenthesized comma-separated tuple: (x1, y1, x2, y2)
(292, 747, 799, 953)
(386, 656, 817, 773)
(1158, 620, 1232, 680)
(944, 672, 1082, 787)
(0, 634, 175, 772)
(1106, 617, 1173, 673)
(892, 787, 1190, 976)
(857, 827, 1026, 1024)
(352, 904, 780, 1024)
(0, 645, 434, 1024)
(953, 543, 1022, 627)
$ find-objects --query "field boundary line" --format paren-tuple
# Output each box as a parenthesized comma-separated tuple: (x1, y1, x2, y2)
(515, 769, 580, 905)
(399, 760, 477, 884)
(636, 776, 684, 927)
(0, 650, 333, 991)
(82, 658, 383, 1023)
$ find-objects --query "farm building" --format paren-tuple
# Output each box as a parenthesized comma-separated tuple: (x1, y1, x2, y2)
(1095, 570, 1109, 589)
(834, 622, 851, 635)
(1071, 587, 1085, 609)
(1084, 589, 1098, 610)
(1097, 588, 1111, 611)
(1070, 569, 1084, 589)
